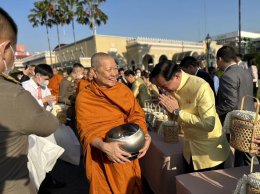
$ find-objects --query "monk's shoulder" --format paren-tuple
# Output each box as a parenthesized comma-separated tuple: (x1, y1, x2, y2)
(77, 82, 92, 96)
(78, 79, 88, 86)
(116, 82, 134, 96)
(116, 82, 130, 91)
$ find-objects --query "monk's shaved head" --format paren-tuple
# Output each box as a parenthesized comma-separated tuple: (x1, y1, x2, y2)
(91, 52, 114, 69)
(0, 7, 17, 43)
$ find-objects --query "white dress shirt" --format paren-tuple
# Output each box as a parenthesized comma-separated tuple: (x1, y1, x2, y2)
(251, 65, 258, 83)
(22, 78, 52, 107)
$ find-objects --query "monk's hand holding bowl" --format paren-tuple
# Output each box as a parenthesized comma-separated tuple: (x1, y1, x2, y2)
(158, 94, 179, 114)
(91, 138, 131, 164)
(252, 135, 260, 155)
(138, 133, 151, 159)
(103, 141, 132, 164)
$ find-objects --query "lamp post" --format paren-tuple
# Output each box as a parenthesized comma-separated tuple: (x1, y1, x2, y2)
(238, 0, 241, 54)
(205, 33, 212, 67)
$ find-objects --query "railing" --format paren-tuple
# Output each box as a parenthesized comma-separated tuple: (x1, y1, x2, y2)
(22, 51, 56, 62)
(127, 37, 204, 47)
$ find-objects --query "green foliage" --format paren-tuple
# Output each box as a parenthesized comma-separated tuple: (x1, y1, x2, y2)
(76, 0, 108, 31)
(12, 67, 21, 73)
(28, 0, 108, 34)
(28, 0, 54, 28)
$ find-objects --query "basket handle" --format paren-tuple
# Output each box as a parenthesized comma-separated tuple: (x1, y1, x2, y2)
(240, 95, 259, 124)
(250, 155, 256, 173)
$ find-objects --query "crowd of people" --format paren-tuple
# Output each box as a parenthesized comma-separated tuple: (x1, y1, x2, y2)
(1, 6, 260, 194)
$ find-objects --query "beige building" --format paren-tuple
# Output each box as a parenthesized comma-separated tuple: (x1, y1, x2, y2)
(21, 34, 221, 70)
(22, 51, 58, 67)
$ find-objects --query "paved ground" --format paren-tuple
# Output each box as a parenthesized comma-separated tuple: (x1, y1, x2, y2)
(44, 158, 154, 194)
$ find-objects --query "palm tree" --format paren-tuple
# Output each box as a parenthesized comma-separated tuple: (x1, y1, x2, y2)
(60, 0, 80, 45)
(28, 0, 54, 65)
(49, 1, 68, 67)
(76, 0, 108, 35)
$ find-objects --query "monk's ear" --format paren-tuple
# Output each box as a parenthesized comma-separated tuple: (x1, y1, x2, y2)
(92, 68, 97, 78)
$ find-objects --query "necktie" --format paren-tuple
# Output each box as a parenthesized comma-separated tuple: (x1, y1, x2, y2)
(37, 86, 42, 100)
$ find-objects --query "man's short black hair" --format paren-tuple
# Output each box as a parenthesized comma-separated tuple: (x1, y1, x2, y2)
(150, 60, 181, 82)
(73, 62, 84, 69)
(66, 67, 73, 75)
(118, 67, 124, 72)
(179, 56, 198, 68)
(141, 71, 149, 79)
(216, 46, 236, 63)
(35, 64, 53, 78)
(236, 53, 243, 58)
(124, 70, 135, 77)
(72, 63, 84, 73)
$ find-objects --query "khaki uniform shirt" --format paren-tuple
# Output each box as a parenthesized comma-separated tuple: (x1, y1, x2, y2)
(58, 75, 77, 106)
(0, 74, 59, 194)
(131, 78, 151, 108)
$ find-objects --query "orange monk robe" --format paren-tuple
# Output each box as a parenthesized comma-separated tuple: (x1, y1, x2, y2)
(77, 79, 90, 95)
(76, 81, 148, 194)
(48, 74, 63, 103)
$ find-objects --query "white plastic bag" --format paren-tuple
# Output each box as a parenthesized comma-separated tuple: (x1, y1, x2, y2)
(53, 124, 81, 166)
(27, 135, 64, 189)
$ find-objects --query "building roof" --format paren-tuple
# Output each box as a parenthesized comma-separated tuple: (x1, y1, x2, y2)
(212, 31, 260, 40)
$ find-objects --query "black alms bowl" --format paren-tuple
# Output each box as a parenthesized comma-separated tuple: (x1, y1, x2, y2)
(106, 123, 145, 155)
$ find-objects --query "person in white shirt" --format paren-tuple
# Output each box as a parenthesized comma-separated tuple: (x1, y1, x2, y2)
(235, 53, 248, 69)
(22, 64, 56, 108)
(248, 57, 259, 98)
(22, 64, 65, 192)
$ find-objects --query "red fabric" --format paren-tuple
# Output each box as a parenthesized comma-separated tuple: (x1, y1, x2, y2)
(37, 86, 42, 100)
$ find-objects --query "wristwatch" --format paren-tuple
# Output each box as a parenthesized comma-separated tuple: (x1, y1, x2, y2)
(173, 109, 180, 116)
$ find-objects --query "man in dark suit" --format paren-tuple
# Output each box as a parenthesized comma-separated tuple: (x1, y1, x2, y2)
(216, 45, 255, 167)
(179, 56, 216, 97)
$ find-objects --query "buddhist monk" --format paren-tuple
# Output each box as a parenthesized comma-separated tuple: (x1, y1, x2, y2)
(76, 52, 151, 194)
(77, 67, 95, 94)
(48, 67, 63, 103)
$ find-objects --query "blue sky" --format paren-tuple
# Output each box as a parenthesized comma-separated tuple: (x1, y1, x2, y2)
(1, 0, 260, 52)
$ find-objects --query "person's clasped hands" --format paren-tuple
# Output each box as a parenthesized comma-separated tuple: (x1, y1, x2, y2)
(158, 93, 179, 114)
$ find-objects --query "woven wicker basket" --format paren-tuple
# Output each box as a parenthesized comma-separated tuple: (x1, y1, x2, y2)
(230, 96, 260, 154)
(247, 156, 260, 194)
(163, 122, 179, 144)
(247, 184, 260, 194)
(154, 119, 164, 133)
